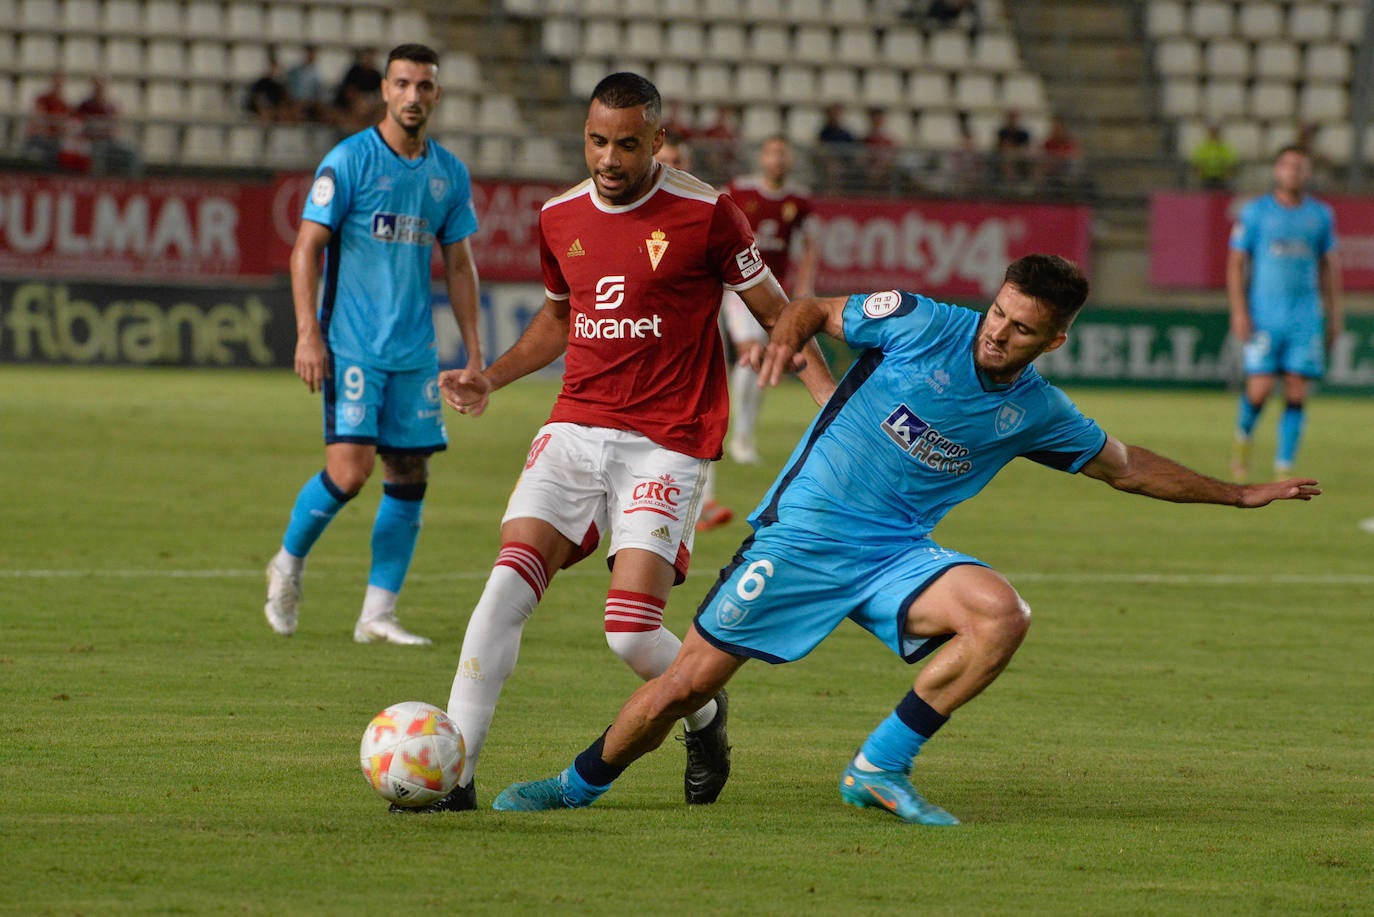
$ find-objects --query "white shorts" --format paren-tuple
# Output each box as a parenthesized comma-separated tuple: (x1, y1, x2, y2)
(503, 423, 710, 584)
(721, 290, 767, 346)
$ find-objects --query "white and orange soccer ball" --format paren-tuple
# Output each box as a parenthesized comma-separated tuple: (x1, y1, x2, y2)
(359, 701, 465, 807)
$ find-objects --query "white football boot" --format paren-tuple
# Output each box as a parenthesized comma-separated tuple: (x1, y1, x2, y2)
(264, 559, 302, 636)
(354, 615, 432, 646)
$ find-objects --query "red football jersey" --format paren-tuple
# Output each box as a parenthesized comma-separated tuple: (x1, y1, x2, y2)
(725, 176, 816, 287)
(539, 166, 768, 459)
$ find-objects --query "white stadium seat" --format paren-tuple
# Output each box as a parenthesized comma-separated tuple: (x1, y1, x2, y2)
(1237, 2, 1284, 40)
(1288, 4, 1333, 42)
(1253, 42, 1300, 82)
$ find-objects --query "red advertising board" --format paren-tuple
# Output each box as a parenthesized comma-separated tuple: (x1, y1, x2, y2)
(1149, 190, 1374, 289)
(0, 172, 1089, 297)
(0, 173, 277, 280)
(809, 198, 1093, 298)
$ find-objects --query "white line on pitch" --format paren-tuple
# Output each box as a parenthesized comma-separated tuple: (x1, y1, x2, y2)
(1, 569, 1371, 586)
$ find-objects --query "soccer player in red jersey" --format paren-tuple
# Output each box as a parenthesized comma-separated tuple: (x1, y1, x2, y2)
(720, 136, 820, 467)
(418, 73, 834, 813)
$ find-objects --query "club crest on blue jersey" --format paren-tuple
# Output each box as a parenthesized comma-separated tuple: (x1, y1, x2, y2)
(429, 177, 448, 201)
(995, 402, 1026, 436)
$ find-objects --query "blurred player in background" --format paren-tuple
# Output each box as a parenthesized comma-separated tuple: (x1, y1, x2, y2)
(489, 254, 1321, 823)
(263, 44, 483, 646)
(1227, 144, 1342, 480)
(654, 134, 737, 532)
(720, 136, 819, 467)
(424, 72, 835, 813)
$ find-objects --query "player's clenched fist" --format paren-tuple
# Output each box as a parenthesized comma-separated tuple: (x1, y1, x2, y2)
(439, 368, 491, 417)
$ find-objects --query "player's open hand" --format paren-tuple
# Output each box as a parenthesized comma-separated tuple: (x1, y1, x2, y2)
(1241, 477, 1321, 507)
(294, 335, 328, 393)
(439, 368, 492, 417)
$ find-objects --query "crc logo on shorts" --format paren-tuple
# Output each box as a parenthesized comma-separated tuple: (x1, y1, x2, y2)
(341, 403, 366, 427)
(881, 404, 972, 475)
(625, 474, 681, 520)
(595, 275, 625, 310)
(862, 291, 902, 319)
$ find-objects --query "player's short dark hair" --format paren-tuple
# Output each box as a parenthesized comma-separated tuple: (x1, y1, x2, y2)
(1004, 254, 1090, 327)
(1275, 143, 1310, 161)
(590, 72, 661, 124)
(386, 43, 440, 75)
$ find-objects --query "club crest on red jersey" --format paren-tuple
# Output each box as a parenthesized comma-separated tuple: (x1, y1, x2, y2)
(646, 229, 669, 271)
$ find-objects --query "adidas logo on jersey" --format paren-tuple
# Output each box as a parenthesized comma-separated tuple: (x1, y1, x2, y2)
(649, 525, 672, 543)
(567, 238, 586, 257)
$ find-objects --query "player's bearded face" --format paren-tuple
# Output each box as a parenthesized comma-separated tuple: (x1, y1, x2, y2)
(382, 60, 439, 135)
(973, 283, 1068, 383)
(585, 100, 662, 206)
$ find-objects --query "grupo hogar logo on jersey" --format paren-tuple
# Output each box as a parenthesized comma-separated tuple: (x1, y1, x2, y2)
(370, 211, 434, 246)
(880, 403, 972, 475)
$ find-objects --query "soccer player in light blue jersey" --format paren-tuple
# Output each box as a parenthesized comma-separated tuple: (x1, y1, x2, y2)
(263, 44, 483, 646)
(490, 254, 1321, 825)
(1227, 144, 1342, 480)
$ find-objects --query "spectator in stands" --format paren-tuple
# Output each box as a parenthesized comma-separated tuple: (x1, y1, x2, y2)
(21, 72, 72, 168)
(994, 108, 1032, 185)
(816, 103, 859, 193)
(696, 103, 741, 181)
(861, 108, 900, 194)
(246, 52, 297, 124)
(287, 45, 328, 124)
(921, 0, 981, 32)
(334, 47, 384, 133)
(76, 76, 141, 176)
(1189, 123, 1238, 191)
(944, 112, 984, 194)
(1037, 114, 1082, 192)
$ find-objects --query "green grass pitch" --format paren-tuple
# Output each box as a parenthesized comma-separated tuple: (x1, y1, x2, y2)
(1, 365, 1370, 914)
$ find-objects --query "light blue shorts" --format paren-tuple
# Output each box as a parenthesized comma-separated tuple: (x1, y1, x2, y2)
(1242, 324, 1325, 378)
(693, 528, 985, 664)
(324, 356, 447, 454)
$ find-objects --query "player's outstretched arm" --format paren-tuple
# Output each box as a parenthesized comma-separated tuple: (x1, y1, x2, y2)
(739, 279, 836, 404)
(1081, 436, 1321, 507)
(756, 295, 848, 390)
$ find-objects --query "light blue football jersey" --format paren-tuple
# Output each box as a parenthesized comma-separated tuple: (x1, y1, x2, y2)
(302, 127, 479, 371)
(748, 292, 1107, 543)
(1229, 193, 1336, 330)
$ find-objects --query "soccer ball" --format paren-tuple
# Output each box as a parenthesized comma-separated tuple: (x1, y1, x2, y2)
(359, 701, 465, 807)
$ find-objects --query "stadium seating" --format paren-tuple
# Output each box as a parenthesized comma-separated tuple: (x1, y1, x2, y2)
(1148, 0, 1359, 166)
(0, 0, 535, 172)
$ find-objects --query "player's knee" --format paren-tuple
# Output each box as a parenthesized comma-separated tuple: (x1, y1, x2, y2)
(605, 628, 664, 679)
(969, 581, 1031, 649)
